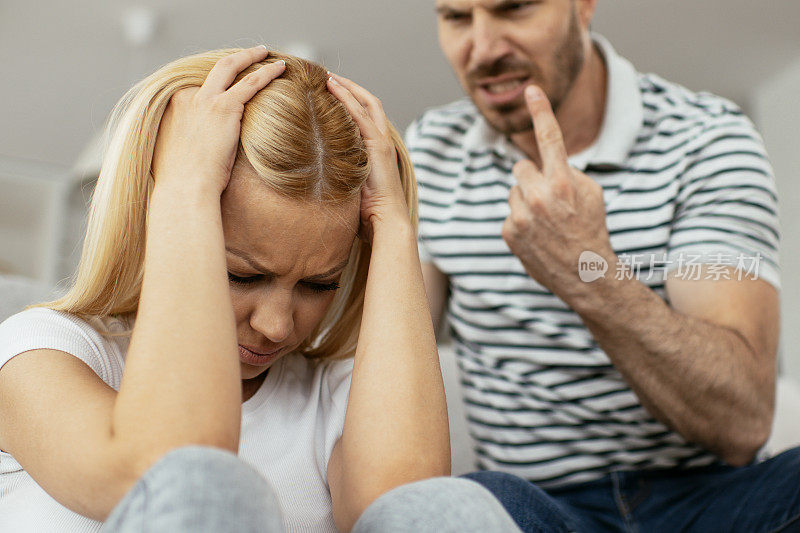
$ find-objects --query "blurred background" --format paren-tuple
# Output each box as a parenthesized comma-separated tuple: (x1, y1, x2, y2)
(0, 0, 798, 384)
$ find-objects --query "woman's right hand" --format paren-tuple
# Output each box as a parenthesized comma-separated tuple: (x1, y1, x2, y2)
(151, 46, 285, 197)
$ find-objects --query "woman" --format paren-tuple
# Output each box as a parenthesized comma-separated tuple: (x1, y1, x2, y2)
(0, 47, 519, 532)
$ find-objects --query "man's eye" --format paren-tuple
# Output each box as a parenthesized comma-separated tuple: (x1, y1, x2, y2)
(227, 272, 260, 285)
(442, 11, 470, 22)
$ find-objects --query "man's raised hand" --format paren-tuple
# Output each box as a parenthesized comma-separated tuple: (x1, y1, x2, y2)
(501, 85, 615, 299)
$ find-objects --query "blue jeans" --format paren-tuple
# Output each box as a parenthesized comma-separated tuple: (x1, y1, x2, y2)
(101, 446, 521, 532)
(464, 446, 800, 532)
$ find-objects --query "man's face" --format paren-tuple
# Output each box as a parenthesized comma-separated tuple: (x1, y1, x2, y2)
(436, 0, 588, 134)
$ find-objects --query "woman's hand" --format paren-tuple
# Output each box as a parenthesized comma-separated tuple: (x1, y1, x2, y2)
(152, 46, 285, 198)
(326, 73, 409, 242)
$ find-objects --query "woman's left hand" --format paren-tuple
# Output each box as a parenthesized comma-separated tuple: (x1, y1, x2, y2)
(326, 73, 409, 242)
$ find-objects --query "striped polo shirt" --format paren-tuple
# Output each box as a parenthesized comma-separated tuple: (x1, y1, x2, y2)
(405, 35, 780, 488)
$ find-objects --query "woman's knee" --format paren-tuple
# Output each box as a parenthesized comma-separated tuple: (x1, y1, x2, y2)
(135, 446, 275, 501)
(103, 446, 283, 533)
(352, 476, 521, 532)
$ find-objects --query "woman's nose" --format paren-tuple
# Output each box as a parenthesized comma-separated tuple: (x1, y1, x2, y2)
(249, 290, 294, 344)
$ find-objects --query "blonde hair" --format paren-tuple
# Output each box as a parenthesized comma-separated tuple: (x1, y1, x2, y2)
(38, 49, 418, 361)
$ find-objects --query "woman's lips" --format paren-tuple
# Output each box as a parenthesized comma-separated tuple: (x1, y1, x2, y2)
(238, 344, 282, 366)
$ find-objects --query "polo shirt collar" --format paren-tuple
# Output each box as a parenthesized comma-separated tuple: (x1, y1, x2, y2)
(469, 33, 643, 171)
(571, 33, 643, 170)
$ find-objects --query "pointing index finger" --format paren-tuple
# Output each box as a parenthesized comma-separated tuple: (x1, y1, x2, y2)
(525, 85, 570, 176)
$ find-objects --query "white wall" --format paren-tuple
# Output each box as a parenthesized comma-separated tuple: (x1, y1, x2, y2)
(752, 59, 800, 381)
(0, 0, 461, 168)
(3, 1, 799, 168)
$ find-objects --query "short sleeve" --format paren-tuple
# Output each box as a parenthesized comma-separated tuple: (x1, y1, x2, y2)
(318, 357, 354, 480)
(665, 113, 780, 290)
(0, 308, 123, 389)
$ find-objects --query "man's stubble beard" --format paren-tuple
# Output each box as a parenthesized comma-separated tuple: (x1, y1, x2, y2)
(475, 11, 585, 136)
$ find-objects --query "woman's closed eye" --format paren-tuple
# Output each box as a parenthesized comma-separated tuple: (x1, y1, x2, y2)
(227, 272, 340, 293)
(303, 280, 340, 293)
(228, 272, 261, 285)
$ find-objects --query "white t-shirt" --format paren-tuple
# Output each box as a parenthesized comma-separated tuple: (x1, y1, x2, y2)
(0, 307, 353, 533)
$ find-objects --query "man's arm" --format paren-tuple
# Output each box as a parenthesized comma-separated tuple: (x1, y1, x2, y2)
(502, 85, 779, 465)
(422, 261, 450, 339)
(567, 263, 778, 466)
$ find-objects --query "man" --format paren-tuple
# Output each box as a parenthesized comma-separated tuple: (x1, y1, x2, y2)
(405, 0, 800, 530)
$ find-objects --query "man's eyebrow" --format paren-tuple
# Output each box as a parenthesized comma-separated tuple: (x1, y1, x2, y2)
(436, 4, 464, 15)
(491, 0, 534, 11)
(435, 0, 466, 14)
(225, 247, 349, 280)
(437, 0, 523, 14)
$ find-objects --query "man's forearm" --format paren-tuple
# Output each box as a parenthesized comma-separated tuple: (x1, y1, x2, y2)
(563, 260, 775, 466)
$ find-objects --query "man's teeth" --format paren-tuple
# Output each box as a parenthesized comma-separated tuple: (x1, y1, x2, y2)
(485, 79, 525, 94)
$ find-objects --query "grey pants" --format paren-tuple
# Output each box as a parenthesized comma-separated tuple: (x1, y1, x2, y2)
(101, 446, 521, 532)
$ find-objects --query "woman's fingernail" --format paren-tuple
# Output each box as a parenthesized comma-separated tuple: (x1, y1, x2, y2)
(258, 44, 268, 51)
(275, 59, 285, 67)
(328, 76, 340, 86)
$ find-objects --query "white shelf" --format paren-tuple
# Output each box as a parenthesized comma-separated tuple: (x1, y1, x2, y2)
(0, 157, 89, 285)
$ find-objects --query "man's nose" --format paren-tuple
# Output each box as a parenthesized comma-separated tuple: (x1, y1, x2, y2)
(250, 290, 294, 344)
(468, 11, 513, 72)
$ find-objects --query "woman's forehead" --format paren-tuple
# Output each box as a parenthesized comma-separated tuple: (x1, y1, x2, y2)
(222, 171, 359, 226)
(220, 172, 359, 274)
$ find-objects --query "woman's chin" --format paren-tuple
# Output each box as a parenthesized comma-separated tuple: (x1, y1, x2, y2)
(240, 361, 272, 380)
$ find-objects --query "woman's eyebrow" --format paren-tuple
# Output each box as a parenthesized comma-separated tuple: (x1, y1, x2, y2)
(225, 247, 349, 280)
(303, 259, 350, 281)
